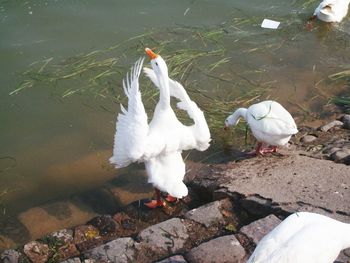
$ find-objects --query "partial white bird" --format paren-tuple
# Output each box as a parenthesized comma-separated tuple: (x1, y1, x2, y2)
(110, 48, 211, 208)
(224, 100, 298, 155)
(313, 0, 350, 22)
(247, 212, 350, 263)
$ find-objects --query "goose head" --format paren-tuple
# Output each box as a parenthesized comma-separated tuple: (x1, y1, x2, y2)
(145, 48, 169, 79)
(224, 115, 234, 128)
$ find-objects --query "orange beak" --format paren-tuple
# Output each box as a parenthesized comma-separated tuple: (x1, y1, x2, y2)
(145, 48, 159, 60)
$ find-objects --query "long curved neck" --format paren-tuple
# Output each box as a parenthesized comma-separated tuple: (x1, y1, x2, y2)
(157, 72, 170, 109)
(230, 108, 247, 126)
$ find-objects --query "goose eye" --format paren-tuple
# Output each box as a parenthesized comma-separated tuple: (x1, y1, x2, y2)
(155, 62, 158, 66)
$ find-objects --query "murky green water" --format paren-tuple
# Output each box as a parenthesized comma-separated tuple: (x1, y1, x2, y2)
(0, 0, 349, 249)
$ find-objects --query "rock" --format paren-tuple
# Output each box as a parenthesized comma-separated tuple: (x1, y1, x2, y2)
(1, 249, 20, 263)
(0, 235, 16, 252)
(87, 215, 117, 235)
(155, 255, 188, 263)
(18, 200, 97, 240)
(137, 218, 189, 260)
(52, 229, 74, 243)
(73, 225, 103, 252)
(318, 120, 343, 132)
(49, 229, 80, 261)
(113, 212, 136, 231)
(23, 241, 50, 263)
(57, 243, 80, 262)
(212, 154, 350, 222)
(300, 135, 317, 143)
(83, 237, 135, 263)
(240, 214, 281, 245)
(323, 147, 342, 155)
(240, 195, 272, 217)
(185, 235, 246, 263)
(340, 115, 350, 130)
(60, 258, 82, 263)
(335, 247, 350, 263)
(184, 199, 228, 227)
(330, 149, 350, 162)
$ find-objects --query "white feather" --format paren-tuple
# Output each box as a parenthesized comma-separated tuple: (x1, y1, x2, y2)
(247, 212, 350, 263)
(313, 0, 350, 22)
(110, 57, 148, 168)
(110, 55, 211, 198)
(225, 100, 298, 147)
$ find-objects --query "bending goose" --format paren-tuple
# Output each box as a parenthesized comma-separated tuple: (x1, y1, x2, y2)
(313, 0, 350, 22)
(110, 48, 211, 208)
(224, 100, 297, 155)
(247, 212, 350, 263)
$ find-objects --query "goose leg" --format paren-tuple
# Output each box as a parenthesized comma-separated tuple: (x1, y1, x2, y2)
(165, 194, 177, 203)
(255, 142, 263, 155)
(144, 188, 164, 209)
(254, 143, 277, 155)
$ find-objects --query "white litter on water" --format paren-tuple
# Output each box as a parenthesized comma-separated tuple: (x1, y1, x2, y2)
(261, 19, 280, 29)
(184, 7, 190, 16)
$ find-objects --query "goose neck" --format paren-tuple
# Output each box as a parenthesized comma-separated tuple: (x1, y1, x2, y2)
(157, 73, 170, 109)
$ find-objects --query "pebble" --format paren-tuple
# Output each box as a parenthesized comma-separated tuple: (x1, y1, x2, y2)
(300, 135, 317, 143)
(60, 258, 82, 263)
(318, 120, 344, 132)
(340, 115, 350, 130)
(0, 249, 20, 263)
(330, 149, 350, 162)
(155, 255, 188, 263)
(23, 241, 49, 263)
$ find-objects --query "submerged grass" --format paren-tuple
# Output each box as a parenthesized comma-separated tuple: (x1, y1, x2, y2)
(330, 96, 350, 113)
(10, 13, 281, 148)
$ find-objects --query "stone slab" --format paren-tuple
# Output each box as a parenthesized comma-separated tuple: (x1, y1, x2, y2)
(184, 199, 227, 227)
(219, 154, 350, 222)
(240, 214, 281, 245)
(83, 237, 135, 263)
(137, 218, 189, 256)
(185, 235, 245, 263)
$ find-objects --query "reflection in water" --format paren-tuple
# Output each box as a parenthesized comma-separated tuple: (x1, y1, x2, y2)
(0, 0, 350, 250)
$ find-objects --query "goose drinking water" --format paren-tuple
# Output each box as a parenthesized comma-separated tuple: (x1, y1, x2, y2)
(224, 100, 298, 155)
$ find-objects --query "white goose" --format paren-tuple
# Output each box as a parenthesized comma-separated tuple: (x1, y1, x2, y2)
(247, 212, 350, 263)
(224, 100, 297, 155)
(109, 48, 211, 208)
(313, 0, 350, 22)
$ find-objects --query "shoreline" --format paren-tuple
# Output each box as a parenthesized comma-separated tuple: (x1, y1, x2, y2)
(1, 115, 350, 263)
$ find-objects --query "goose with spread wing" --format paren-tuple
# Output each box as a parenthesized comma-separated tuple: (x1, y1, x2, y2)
(110, 48, 211, 208)
(312, 0, 350, 22)
(224, 100, 297, 155)
(247, 212, 350, 263)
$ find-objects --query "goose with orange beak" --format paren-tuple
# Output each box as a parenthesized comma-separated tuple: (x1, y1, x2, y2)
(110, 48, 211, 208)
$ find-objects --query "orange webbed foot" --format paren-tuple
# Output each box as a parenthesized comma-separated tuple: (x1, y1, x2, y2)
(165, 195, 178, 203)
(144, 199, 165, 209)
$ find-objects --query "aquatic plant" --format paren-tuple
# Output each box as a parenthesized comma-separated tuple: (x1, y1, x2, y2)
(330, 96, 350, 113)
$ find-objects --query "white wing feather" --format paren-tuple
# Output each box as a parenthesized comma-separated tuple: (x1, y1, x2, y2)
(143, 67, 211, 151)
(110, 58, 148, 168)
